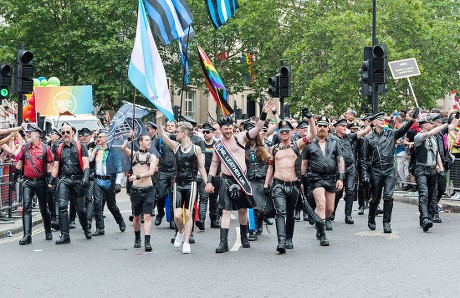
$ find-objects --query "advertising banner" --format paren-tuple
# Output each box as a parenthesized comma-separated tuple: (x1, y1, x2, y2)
(34, 85, 93, 116)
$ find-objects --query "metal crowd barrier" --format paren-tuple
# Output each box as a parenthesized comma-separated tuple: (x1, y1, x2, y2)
(0, 162, 20, 220)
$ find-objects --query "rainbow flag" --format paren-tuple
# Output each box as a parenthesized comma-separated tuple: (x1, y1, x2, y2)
(197, 46, 234, 116)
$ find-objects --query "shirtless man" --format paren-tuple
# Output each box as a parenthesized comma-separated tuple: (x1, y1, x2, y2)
(121, 131, 158, 251)
(264, 109, 316, 253)
(205, 100, 274, 253)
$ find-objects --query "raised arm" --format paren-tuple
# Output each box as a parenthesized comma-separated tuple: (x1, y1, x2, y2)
(121, 130, 134, 157)
(246, 100, 274, 141)
(156, 110, 179, 152)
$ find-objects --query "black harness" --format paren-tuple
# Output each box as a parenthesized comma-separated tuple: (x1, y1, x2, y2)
(132, 151, 151, 167)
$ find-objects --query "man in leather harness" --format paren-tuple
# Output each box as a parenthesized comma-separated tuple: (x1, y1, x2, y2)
(301, 116, 344, 246)
(15, 123, 54, 245)
(205, 100, 274, 253)
(414, 113, 458, 232)
(264, 110, 316, 254)
(360, 109, 418, 233)
(48, 124, 92, 244)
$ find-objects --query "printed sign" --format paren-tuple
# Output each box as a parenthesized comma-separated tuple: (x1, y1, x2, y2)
(33, 85, 93, 116)
(388, 58, 421, 79)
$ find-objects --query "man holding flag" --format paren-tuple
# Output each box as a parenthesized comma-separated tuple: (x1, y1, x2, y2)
(205, 100, 274, 253)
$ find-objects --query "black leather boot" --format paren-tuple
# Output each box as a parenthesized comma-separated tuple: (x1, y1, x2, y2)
(383, 201, 393, 233)
(19, 214, 32, 245)
(275, 217, 286, 254)
(215, 228, 229, 253)
(240, 225, 250, 248)
(78, 211, 92, 239)
(325, 218, 333, 231)
(256, 210, 264, 235)
(315, 220, 329, 246)
(368, 201, 377, 230)
(144, 235, 152, 251)
(56, 211, 70, 245)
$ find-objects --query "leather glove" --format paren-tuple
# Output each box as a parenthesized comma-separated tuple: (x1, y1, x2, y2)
(81, 168, 90, 187)
(448, 114, 454, 125)
(412, 107, 420, 119)
(264, 187, 270, 196)
(456, 111, 460, 119)
(48, 176, 57, 190)
(115, 184, 122, 194)
(302, 108, 313, 119)
(361, 177, 370, 187)
(12, 169, 22, 186)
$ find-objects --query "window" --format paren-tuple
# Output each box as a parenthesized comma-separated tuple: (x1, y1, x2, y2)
(185, 90, 195, 118)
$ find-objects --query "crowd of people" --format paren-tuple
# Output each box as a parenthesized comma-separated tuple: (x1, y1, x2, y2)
(8, 100, 460, 255)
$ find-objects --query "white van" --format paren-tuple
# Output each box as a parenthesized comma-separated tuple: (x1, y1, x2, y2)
(40, 114, 104, 134)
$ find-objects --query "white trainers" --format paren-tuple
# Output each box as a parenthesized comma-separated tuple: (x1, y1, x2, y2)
(174, 232, 184, 248)
(182, 242, 191, 254)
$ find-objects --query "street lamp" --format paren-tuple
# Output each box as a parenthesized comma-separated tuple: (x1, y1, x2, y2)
(117, 32, 125, 104)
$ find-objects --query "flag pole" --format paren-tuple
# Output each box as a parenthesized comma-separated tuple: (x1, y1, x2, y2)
(179, 25, 193, 122)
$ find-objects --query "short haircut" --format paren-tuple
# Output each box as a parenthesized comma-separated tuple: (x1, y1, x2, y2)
(177, 121, 193, 136)
(137, 134, 149, 144)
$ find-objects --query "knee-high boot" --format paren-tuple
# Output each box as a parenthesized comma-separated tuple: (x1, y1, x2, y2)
(368, 200, 378, 230)
(215, 228, 229, 253)
(240, 225, 250, 248)
(275, 217, 286, 253)
(56, 209, 70, 245)
(256, 210, 264, 235)
(78, 210, 92, 239)
(315, 220, 329, 246)
(19, 214, 32, 245)
(383, 200, 393, 233)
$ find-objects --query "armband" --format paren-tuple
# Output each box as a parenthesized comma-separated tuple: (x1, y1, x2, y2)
(338, 173, 345, 181)
(302, 137, 311, 145)
(207, 175, 215, 184)
(268, 159, 274, 165)
(260, 112, 268, 121)
(272, 110, 277, 115)
(136, 175, 141, 180)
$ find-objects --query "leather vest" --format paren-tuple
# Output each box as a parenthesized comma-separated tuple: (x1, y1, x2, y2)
(175, 144, 197, 182)
(245, 147, 268, 180)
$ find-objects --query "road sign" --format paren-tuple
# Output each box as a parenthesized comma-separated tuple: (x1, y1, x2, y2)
(388, 58, 420, 79)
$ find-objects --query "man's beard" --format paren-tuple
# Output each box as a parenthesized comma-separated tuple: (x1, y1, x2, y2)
(318, 130, 327, 138)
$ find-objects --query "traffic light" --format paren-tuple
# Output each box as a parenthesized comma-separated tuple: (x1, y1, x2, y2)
(15, 48, 34, 94)
(279, 65, 291, 97)
(372, 44, 387, 84)
(0, 64, 12, 99)
(268, 74, 279, 98)
(173, 105, 181, 120)
(358, 60, 371, 96)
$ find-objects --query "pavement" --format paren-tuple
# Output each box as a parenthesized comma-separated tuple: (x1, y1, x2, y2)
(1, 189, 460, 239)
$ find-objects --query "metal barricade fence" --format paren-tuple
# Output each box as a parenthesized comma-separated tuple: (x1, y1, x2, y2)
(0, 162, 20, 219)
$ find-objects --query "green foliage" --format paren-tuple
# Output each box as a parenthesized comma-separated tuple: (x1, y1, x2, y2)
(1, 0, 459, 115)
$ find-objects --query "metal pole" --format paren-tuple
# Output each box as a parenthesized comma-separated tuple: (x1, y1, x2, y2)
(120, 42, 123, 104)
(17, 42, 24, 125)
(371, 0, 378, 114)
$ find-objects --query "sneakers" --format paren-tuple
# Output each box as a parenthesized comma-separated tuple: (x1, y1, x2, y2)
(174, 232, 184, 248)
(182, 242, 191, 254)
(450, 192, 460, 200)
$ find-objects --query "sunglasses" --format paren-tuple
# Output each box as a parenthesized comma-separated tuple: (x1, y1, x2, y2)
(97, 135, 107, 138)
(317, 124, 328, 128)
(61, 131, 72, 135)
(280, 130, 291, 134)
(203, 131, 212, 134)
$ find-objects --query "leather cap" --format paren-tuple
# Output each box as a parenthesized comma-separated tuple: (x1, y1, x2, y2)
(333, 118, 348, 127)
(278, 120, 293, 131)
(368, 112, 385, 121)
(201, 122, 215, 132)
(24, 123, 43, 134)
(316, 116, 330, 126)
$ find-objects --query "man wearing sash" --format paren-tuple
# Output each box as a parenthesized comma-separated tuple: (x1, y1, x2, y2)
(205, 100, 274, 253)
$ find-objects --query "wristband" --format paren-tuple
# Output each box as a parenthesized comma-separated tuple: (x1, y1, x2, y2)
(127, 137, 132, 142)
(207, 175, 214, 184)
(456, 111, 460, 119)
(260, 112, 268, 121)
(302, 137, 311, 145)
(272, 110, 277, 115)
(136, 175, 141, 180)
(338, 173, 345, 181)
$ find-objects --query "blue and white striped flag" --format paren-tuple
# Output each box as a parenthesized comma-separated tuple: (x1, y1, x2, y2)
(129, 0, 174, 121)
(144, 0, 194, 46)
(205, 0, 239, 29)
(178, 26, 194, 85)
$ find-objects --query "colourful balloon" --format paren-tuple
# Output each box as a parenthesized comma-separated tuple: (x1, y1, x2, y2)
(33, 78, 40, 87)
(40, 79, 48, 86)
(37, 76, 46, 82)
(48, 77, 60, 86)
(27, 110, 34, 118)
(28, 95, 35, 105)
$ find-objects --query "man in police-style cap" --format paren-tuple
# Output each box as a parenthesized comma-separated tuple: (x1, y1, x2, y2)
(199, 122, 221, 229)
(331, 118, 371, 226)
(206, 100, 275, 253)
(15, 123, 54, 244)
(301, 116, 344, 246)
(291, 119, 310, 221)
(414, 112, 459, 231)
(361, 108, 419, 233)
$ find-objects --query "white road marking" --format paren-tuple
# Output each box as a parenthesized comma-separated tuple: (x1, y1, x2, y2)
(355, 230, 400, 239)
(0, 227, 45, 245)
(230, 227, 241, 251)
